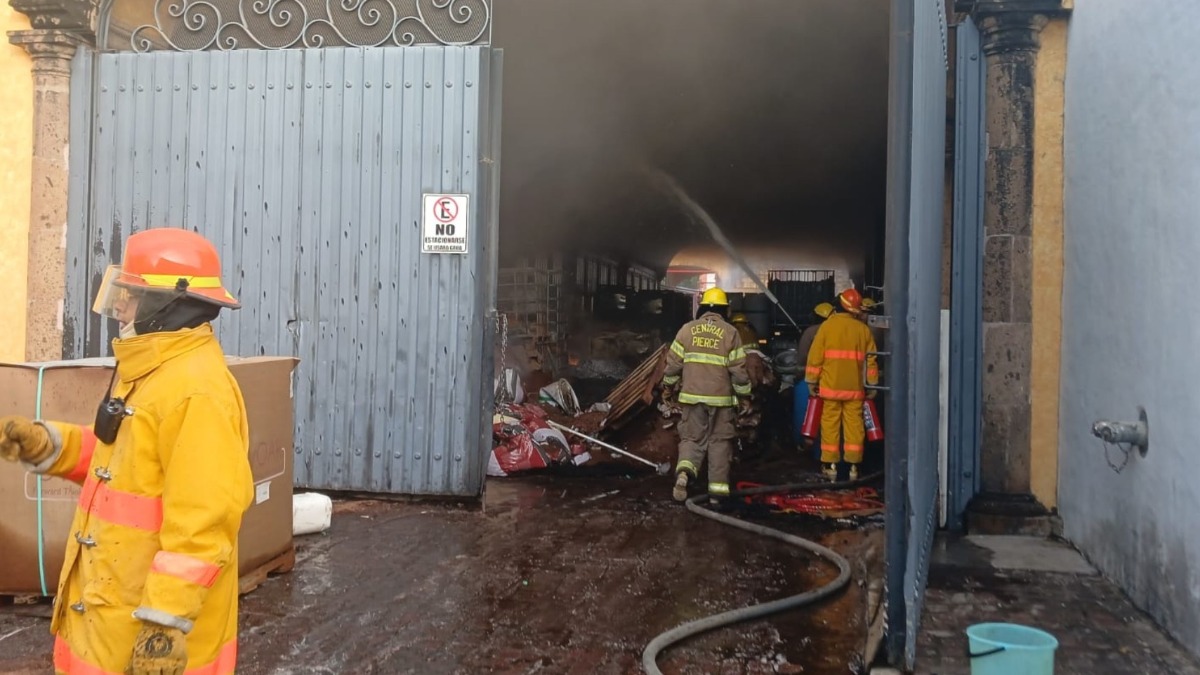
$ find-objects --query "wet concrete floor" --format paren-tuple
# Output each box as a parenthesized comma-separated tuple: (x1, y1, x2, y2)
(0, 456, 883, 675)
(917, 535, 1200, 675)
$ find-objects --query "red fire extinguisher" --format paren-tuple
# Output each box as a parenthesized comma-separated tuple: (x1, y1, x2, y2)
(801, 396, 823, 438)
(863, 399, 884, 442)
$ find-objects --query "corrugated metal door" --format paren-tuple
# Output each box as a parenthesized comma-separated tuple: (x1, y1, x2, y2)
(883, 0, 948, 668)
(948, 17, 985, 532)
(65, 46, 502, 497)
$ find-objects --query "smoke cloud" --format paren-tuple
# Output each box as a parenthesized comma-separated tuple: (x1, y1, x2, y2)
(493, 0, 891, 271)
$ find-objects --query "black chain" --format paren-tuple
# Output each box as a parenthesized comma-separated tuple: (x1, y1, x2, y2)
(1103, 440, 1133, 474)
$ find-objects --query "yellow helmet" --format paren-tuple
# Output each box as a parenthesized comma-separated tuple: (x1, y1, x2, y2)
(700, 287, 729, 307)
(730, 312, 749, 324)
(862, 298, 878, 311)
(814, 302, 834, 319)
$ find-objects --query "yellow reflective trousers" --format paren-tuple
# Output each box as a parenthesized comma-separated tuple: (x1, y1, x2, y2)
(820, 399, 865, 465)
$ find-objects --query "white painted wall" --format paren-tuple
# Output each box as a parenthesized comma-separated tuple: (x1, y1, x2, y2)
(1059, 0, 1200, 656)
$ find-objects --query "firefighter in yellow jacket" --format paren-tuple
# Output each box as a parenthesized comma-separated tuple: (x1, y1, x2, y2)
(805, 288, 880, 481)
(0, 228, 253, 675)
(661, 288, 752, 504)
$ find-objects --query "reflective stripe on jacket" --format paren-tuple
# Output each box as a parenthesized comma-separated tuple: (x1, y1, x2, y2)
(661, 313, 751, 407)
(804, 313, 880, 401)
(36, 324, 253, 675)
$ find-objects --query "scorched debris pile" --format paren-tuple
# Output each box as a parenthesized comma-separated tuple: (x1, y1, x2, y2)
(489, 341, 781, 477)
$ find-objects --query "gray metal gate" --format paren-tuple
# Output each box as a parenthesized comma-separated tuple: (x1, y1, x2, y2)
(884, 0, 948, 668)
(65, 44, 502, 497)
(948, 17, 985, 533)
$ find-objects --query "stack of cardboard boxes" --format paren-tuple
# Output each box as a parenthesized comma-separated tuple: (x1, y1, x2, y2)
(0, 356, 298, 596)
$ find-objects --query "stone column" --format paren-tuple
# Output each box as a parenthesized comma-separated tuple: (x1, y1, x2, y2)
(9, 0, 99, 360)
(8, 29, 78, 360)
(962, 0, 1068, 533)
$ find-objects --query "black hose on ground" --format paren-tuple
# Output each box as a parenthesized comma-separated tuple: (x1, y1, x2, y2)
(641, 472, 884, 675)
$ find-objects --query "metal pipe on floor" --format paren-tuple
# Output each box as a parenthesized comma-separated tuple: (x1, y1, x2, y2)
(546, 420, 671, 475)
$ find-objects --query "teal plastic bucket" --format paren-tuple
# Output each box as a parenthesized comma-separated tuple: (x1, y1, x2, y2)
(967, 623, 1058, 675)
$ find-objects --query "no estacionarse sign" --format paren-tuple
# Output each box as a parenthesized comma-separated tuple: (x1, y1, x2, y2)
(422, 193, 470, 254)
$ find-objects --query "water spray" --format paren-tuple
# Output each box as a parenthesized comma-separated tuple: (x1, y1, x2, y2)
(642, 167, 804, 333)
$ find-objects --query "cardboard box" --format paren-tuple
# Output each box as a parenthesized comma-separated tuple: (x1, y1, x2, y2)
(0, 356, 298, 596)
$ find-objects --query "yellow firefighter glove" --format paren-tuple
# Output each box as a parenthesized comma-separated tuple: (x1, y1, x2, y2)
(0, 416, 55, 465)
(126, 624, 188, 675)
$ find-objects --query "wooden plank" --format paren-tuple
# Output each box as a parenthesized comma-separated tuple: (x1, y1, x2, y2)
(602, 344, 668, 430)
(238, 544, 297, 596)
(604, 367, 651, 404)
(603, 347, 662, 401)
(639, 349, 669, 405)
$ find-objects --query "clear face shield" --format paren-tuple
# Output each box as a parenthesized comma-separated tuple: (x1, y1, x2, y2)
(91, 265, 181, 335)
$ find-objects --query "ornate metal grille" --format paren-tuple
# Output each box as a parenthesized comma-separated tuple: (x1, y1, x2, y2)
(114, 0, 491, 52)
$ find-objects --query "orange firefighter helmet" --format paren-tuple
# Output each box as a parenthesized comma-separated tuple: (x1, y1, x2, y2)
(114, 228, 239, 308)
(838, 288, 864, 313)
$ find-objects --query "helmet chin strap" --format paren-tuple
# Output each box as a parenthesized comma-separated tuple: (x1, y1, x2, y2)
(133, 295, 222, 335)
(119, 322, 138, 339)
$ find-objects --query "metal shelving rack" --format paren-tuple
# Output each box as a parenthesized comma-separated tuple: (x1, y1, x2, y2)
(497, 255, 567, 373)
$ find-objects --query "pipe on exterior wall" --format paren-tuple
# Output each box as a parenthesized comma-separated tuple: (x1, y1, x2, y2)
(1091, 407, 1149, 459)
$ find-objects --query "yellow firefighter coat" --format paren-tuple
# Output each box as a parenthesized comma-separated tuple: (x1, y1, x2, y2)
(29, 325, 253, 675)
(804, 312, 880, 399)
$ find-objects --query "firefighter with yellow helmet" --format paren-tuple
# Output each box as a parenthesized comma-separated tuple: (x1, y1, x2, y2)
(798, 302, 835, 364)
(805, 288, 880, 480)
(861, 296, 885, 348)
(661, 288, 752, 504)
(0, 228, 254, 675)
(729, 312, 760, 347)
